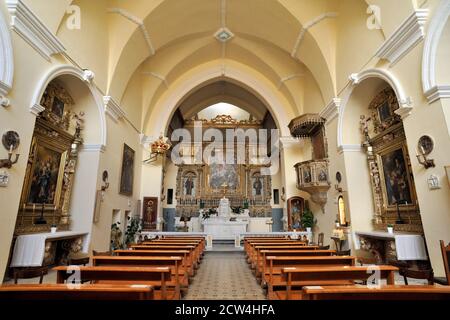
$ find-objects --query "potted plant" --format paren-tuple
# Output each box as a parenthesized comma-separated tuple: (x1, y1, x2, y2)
(124, 216, 143, 248)
(301, 208, 317, 233)
(387, 224, 394, 234)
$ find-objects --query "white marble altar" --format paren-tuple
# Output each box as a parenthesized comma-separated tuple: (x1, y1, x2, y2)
(10, 231, 89, 267)
(202, 217, 249, 240)
(354, 231, 428, 261)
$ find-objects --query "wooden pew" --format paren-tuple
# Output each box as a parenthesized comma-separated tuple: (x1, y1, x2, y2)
(264, 256, 356, 294)
(92, 256, 184, 297)
(249, 245, 319, 267)
(244, 237, 295, 253)
(255, 250, 336, 278)
(272, 265, 398, 300)
(153, 237, 206, 253)
(114, 250, 195, 276)
(54, 266, 172, 300)
(301, 285, 450, 300)
(135, 243, 202, 265)
(0, 284, 154, 300)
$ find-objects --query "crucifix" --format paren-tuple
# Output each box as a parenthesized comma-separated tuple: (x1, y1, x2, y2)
(221, 182, 228, 198)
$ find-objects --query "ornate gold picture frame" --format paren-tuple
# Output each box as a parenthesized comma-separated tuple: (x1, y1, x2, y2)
(22, 137, 67, 209)
(376, 141, 417, 212)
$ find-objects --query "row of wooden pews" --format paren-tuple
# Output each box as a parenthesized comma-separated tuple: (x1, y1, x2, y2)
(0, 236, 206, 301)
(244, 236, 450, 300)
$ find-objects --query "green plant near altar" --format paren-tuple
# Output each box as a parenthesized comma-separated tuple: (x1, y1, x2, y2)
(301, 208, 317, 229)
(124, 216, 143, 247)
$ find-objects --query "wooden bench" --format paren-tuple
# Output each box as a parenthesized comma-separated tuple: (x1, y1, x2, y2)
(249, 245, 319, 267)
(264, 256, 356, 293)
(133, 244, 202, 265)
(255, 250, 336, 278)
(114, 249, 195, 276)
(300, 285, 450, 300)
(0, 284, 154, 300)
(92, 256, 185, 296)
(271, 265, 398, 300)
(53, 266, 173, 300)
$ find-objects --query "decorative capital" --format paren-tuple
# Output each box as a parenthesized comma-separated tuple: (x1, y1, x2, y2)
(103, 96, 126, 122)
(394, 106, 413, 120)
(320, 98, 341, 122)
(30, 103, 45, 116)
(82, 69, 95, 83)
(0, 95, 10, 108)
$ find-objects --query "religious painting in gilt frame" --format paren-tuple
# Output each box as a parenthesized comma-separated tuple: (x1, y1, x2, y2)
(377, 142, 416, 210)
(369, 87, 400, 134)
(142, 197, 158, 230)
(24, 138, 67, 206)
(119, 144, 135, 196)
(287, 196, 305, 231)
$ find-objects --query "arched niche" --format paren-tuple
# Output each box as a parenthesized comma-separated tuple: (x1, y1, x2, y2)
(339, 74, 422, 234)
(422, 0, 450, 101)
(0, 8, 14, 99)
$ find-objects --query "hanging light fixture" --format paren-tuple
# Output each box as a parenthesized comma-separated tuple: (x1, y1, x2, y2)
(144, 134, 172, 163)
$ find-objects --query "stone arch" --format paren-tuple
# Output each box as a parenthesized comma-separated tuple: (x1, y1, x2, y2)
(0, 8, 14, 99)
(145, 64, 293, 138)
(31, 64, 106, 147)
(422, 0, 450, 102)
(338, 68, 412, 150)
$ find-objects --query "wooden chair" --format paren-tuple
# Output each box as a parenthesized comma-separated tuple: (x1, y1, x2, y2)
(335, 249, 351, 256)
(68, 253, 90, 266)
(92, 250, 112, 256)
(399, 268, 434, 285)
(434, 240, 450, 285)
(13, 267, 48, 284)
(317, 233, 324, 247)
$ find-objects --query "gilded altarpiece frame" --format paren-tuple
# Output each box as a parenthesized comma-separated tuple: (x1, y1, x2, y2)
(15, 81, 82, 235)
(364, 88, 422, 233)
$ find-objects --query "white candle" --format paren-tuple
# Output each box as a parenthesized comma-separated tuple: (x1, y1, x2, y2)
(9, 145, 13, 153)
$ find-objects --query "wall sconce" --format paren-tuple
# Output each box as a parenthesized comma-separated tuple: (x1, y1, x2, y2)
(0, 131, 20, 169)
(101, 170, 110, 192)
(416, 135, 435, 169)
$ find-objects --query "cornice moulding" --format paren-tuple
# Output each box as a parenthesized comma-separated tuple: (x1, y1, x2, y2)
(30, 103, 45, 116)
(103, 96, 126, 122)
(81, 144, 106, 153)
(337, 144, 363, 154)
(375, 9, 428, 66)
(320, 98, 341, 122)
(424, 85, 450, 104)
(6, 0, 65, 61)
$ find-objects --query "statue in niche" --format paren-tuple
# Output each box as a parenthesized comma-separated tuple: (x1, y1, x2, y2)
(184, 176, 195, 196)
(360, 115, 371, 143)
(253, 176, 263, 196)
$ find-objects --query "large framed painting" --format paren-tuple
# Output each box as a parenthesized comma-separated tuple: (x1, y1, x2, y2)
(119, 144, 135, 196)
(142, 197, 158, 230)
(24, 138, 67, 206)
(377, 142, 416, 210)
(207, 163, 241, 192)
(287, 196, 305, 231)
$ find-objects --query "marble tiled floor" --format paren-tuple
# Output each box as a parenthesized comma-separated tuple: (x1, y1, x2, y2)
(183, 252, 266, 300)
